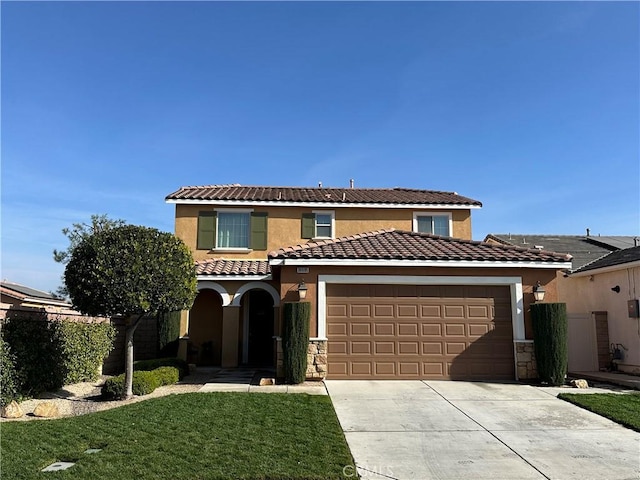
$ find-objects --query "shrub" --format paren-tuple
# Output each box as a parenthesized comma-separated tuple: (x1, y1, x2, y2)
(154, 366, 180, 386)
(0, 336, 21, 406)
(54, 321, 116, 385)
(158, 311, 181, 357)
(531, 302, 568, 386)
(3, 318, 115, 396)
(3, 319, 61, 395)
(283, 302, 311, 384)
(101, 368, 173, 399)
(134, 357, 189, 380)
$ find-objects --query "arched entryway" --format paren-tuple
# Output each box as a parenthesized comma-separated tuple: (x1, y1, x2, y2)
(239, 289, 276, 366)
(189, 289, 224, 366)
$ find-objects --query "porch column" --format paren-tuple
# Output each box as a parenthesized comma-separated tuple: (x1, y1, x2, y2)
(177, 309, 191, 362)
(221, 306, 240, 367)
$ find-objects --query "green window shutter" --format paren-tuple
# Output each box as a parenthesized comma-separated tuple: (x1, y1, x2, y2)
(197, 211, 217, 250)
(301, 213, 315, 239)
(250, 212, 268, 250)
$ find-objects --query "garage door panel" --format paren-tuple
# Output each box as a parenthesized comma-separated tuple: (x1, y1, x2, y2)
(350, 342, 371, 355)
(375, 342, 395, 354)
(351, 362, 372, 375)
(327, 284, 515, 380)
(398, 304, 419, 317)
(350, 323, 371, 336)
(398, 342, 420, 354)
(445, 324, 465, 336)
(375, 323, 395, 335)
(421, 305, 442, 318)
(444, 305, 465, 318)
(373, 304, 394, 317)
(422, 342, 443, 354)
(422, 323, 442, 336)
(398, 323, 419, 336)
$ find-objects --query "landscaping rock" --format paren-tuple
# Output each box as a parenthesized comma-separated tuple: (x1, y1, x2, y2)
(259, 378, 275, 386)
(570, 379, 589, 389)
(1, 401, 24, 419)
(33, 401, 60, 418)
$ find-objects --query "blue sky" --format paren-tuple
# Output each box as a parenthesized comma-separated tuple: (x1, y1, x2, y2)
(2, 1, 639, 294)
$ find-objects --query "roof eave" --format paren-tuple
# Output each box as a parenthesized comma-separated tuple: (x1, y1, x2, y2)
(570, 259, 640, 277)
(269, 258, 572, 269)
(165, 198, 481, 209)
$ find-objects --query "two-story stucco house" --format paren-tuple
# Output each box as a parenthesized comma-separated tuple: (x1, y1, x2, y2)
(165, 184, 571, 381)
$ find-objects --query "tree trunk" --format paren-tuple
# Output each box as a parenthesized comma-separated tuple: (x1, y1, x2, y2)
(124, 314, 145, 399)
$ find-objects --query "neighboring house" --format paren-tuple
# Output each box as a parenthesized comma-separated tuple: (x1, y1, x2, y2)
(0, 280, 71, 309)
(566, 247, 640, 375)
(485, 233, 640, 374)
(166, 184, 571, 381)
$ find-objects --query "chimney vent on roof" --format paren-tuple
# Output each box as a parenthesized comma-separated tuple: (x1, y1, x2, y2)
(318, 182, 322, 188)
(522, 237, 527, 244)
(634, 237, 639, 247)
(349, 179, 354, 189)
(586, 228, 590, 237)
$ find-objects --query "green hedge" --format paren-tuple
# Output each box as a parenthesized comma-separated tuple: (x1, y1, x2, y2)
(134, 357, 189, 380)
(101, 366, 180, 399)
(283, 302, 311, 384)
(2, 318, 115, 397)
(0, 336, 21, 407)
(531, 303, 568, 386)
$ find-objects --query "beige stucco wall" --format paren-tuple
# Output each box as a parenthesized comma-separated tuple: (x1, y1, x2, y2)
(563, 266, 640, 374)
(174, 204, 473, 261)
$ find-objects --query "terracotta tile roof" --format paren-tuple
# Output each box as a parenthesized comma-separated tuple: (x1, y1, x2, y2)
(572, 246, 640, 274)
(166, 184, 481, 207)
(195, 259, 271, 276)
(269, 229, 572, 264)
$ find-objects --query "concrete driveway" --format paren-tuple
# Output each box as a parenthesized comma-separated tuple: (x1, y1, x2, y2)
(326, 380, 640, 480)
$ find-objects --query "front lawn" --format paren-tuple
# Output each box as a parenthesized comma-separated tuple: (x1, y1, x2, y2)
(1, 393, 355, 480)
(558, 392, 640, 432)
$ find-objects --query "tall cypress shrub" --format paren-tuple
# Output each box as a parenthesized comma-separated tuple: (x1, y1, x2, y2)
(531, 303, 568, 385)
(283, 302, 311, 384)
(158, 311, 181, 357)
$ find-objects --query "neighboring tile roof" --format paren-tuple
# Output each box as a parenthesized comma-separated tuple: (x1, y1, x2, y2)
(166, 184, 482, 206)
(269, 229, 572, 264)
(485, 234, 639, 270)
(195, 259, 271, 276)
(572, 246, 640, 274)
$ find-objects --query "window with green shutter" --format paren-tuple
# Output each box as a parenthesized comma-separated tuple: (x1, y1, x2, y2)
(197, 211, 217, 250)
(250, 212, 268, 250)
(301, 213, 315, 239)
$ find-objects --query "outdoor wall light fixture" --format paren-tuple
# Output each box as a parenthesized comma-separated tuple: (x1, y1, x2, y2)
(297, 281, 308, 301)
(532, 281, 546, 302)
(611, 285, 621, 293)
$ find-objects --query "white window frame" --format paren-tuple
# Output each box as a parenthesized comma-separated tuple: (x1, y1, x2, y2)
(214, 208, 253, 251)
(312, 210, 335, 240)
(412, 211, 452, 237)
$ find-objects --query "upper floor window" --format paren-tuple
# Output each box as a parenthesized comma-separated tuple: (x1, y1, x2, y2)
(413, 212, 451, 236)
(197, 210, 267, 251)
(301, 211, 335, 240)
(217, 212, 249, 249)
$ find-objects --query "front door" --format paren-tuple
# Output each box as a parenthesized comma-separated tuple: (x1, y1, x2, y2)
(247, 290, 275, 366)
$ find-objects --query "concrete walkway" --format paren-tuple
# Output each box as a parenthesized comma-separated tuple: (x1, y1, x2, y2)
(197, 368, 327, 395)
(571, 371, 640, 390)
(326, 380, 640, 480)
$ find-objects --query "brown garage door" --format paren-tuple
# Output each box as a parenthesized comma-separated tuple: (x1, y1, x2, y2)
(326, 284, 514, 380)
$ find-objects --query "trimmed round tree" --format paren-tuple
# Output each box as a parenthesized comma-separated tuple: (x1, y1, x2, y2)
(65, 225, 197, 398)
(531, 303, 568, 386)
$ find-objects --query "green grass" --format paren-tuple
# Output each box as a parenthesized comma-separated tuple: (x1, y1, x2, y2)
(1, 393, 356, 480)
(558, 392, 640, 432)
